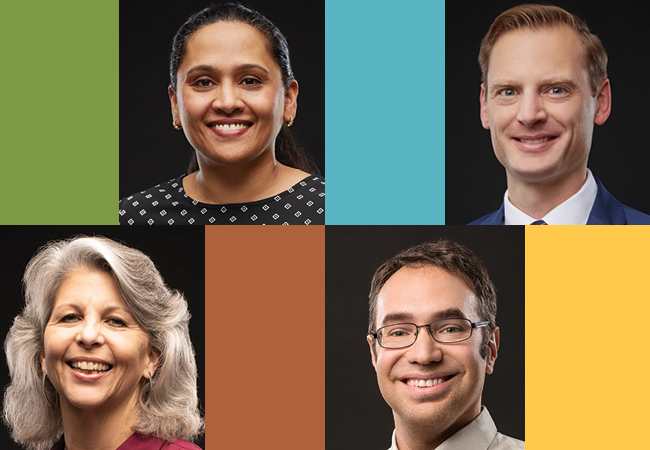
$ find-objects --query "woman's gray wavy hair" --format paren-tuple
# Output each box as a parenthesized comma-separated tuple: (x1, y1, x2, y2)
(3, 236, 204, 450)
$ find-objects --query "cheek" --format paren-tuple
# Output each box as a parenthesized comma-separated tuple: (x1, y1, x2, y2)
(178, 92, 207, 123)
(375, 351, 400, 377)
(254, 90, 285, 124)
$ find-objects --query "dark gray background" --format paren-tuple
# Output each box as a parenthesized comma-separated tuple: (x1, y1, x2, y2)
(0, 227, 205, 449)
(119, 0, 324, 199)
(326, 226, 525, 449)
(446, 0, 650, 224)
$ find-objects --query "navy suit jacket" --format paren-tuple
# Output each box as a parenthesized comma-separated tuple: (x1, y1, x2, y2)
(469, 177, 650, 225)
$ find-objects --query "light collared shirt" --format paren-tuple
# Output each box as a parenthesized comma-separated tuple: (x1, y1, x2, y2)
(504, 169, 598, 225)
(387, 407, 524, 450)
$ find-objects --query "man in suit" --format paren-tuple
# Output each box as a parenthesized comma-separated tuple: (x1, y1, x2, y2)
(367, 240, 524, 449)
(470, 4, 650, 225)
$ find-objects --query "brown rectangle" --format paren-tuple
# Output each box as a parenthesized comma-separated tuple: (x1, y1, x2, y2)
(205, 226, 325, 449)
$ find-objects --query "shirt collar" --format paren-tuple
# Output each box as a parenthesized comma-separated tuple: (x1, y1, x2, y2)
(504, 169, 598, 225)
(390, 407, 497, 450)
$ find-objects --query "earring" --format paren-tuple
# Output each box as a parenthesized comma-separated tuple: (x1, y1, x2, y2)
(286, 116, 294, 127)
(42, 370, 55, 409)
(145, 372, 154, 406)
(173, 121, 182, 130)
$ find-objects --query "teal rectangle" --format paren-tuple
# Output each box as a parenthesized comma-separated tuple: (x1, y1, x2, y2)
(325, 0, 445, 224)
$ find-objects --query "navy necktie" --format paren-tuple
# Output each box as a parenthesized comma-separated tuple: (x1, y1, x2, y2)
(530, 220, 548, 225)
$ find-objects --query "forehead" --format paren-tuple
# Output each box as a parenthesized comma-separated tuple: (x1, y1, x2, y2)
(375, 266, 478, 325)
(487, 25, 589, 86)
(53, 269, 126, 309)
(181, 21, 275, 70)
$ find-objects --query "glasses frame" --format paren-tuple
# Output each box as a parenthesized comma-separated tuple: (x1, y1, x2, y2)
(370, 318, 491, 349)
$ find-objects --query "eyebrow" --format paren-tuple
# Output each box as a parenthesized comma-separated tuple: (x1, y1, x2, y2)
(185, 63, 270, 77)
(490, 77, 579, 92)
(51, 303, 130, 316)
(380, 308, 469, 327)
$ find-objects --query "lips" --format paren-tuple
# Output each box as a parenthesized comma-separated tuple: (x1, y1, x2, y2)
(67, 358, 113, 375)
(511, 134, 558, 151)
(210, 122, 251, 131)
(401, 373, 456, 388)
(207, 119, 253, 136)
(516, 136, 555, 144)
(405, 376, 452, 387)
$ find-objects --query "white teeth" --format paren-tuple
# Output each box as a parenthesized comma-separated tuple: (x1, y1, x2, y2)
(212, 123, 249, 131)
(519, 137, 553, 144)
(70, 361, 110, 372)
(406, 378, 446, 387)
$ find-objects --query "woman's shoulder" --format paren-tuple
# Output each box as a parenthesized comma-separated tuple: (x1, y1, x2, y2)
(119, 175, 192, 225)
(118, 173, 324, 225)
(163, 438, 203, 450)
(120, 434, 202, 450)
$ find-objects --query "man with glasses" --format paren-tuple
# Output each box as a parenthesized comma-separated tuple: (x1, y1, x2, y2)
(367, 240, 524, 449)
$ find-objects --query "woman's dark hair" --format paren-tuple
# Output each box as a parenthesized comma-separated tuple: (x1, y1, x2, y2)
(170, 3, 320, 175)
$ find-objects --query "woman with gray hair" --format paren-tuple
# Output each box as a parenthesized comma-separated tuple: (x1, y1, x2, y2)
(3, 236, 204, 450)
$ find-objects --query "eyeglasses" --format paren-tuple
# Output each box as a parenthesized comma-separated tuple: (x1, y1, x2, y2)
(370, 318, 490, 349)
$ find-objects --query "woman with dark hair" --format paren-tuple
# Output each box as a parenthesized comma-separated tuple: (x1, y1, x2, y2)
(3, 236, 204, 449)
(119, 3, 324, 225)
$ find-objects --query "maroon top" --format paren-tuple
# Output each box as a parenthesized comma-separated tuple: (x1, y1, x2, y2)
(50, 433, 202, 450)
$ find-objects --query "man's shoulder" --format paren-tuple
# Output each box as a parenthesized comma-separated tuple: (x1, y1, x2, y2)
(621, 204, 650, 225)
(590, 177, 650, 224)
(491, 432, 525, 449)
(468, 205, 504, 225)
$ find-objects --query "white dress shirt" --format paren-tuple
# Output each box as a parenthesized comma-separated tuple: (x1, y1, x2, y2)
(504, 169, 598, 225)
(387, 407, 524, 449)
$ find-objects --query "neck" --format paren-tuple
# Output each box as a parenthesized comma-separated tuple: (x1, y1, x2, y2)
(393, 403, 481, 450)
(185, 151, 307, 204)
(60, 400, 138, 450)
(506, 168, 588, 219)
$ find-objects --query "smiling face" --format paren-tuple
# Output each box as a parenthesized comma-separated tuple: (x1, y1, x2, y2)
(41, 269, 158, 415)
(367, 266, 498, 442)
(480, 25, 611, 187)
(170, 21, 298, 169)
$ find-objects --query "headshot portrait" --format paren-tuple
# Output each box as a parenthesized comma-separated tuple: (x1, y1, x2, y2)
(445, 1, 650, 225)
(119, 1, 324, 225)
(0, 227, 205, 450)
(326, 226, 524, 449)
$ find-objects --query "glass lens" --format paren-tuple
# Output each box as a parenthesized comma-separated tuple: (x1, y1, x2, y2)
(378, 323, 417, 348)
(431, 318, 472, 342)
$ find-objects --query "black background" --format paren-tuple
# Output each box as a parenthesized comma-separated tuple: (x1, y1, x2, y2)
(0, 227, 205, 449)
(326, 226, 525, 449)
(119, 0, 325, 199)
(445, 0, 650, 224)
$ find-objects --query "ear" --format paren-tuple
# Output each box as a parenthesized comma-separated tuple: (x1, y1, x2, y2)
(594, 78, 611, 126)
(284, 79, 299, 124)
(143, 346, 161, 379)
(169, 85, 180, 128)
(485, 326, 500, 375)
(40, 351, 46, 373)
(366, 334, 378, 370)
(480, 83, 490, 130)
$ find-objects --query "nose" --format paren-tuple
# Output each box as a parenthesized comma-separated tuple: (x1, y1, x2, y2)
(405, 325, 443, 365)
(211, 82, 244, 115)
(76, 319, 104, 348)
(517, 91, 547, 126)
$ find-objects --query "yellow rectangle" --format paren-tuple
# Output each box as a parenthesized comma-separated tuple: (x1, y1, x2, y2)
(527, 226, 650, 447)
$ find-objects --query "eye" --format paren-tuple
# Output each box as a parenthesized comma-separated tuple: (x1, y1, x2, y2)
(241, 77, 261, 86)
(439, 326, 462, 334)
(193, 78, 214, 87)
(498, 88, 516, 97)
(549, 87, 565, 95)
(106, 317, 127, 327)
(60, 313, 80, 323)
